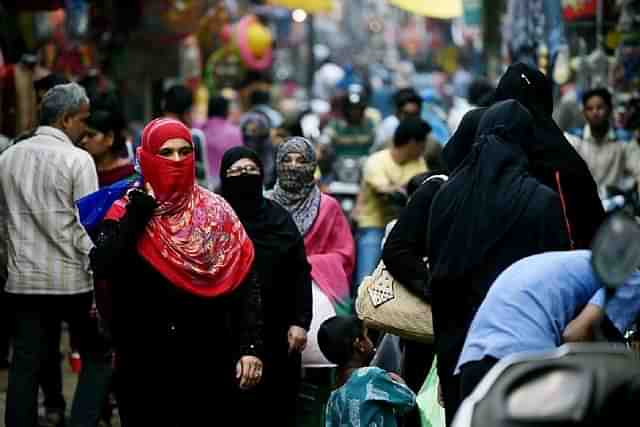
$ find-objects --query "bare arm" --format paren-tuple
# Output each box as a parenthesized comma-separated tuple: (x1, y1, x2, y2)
(563, 304, 604, 343)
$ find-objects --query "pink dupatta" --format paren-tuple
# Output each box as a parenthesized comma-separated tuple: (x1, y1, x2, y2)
(303, 193, 355, 314)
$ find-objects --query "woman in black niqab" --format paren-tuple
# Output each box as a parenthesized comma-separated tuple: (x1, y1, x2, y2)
(426, 100, 572, 424)
(442, 107, 488, 173)
(220, 146, 312, 427)
(492, 62, 605, 249)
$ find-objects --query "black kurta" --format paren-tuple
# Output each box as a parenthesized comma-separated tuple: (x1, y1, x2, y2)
(89, 191, 263, 426)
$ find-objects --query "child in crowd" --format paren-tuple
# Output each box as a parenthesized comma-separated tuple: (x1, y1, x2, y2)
(318, 316, 416, 426)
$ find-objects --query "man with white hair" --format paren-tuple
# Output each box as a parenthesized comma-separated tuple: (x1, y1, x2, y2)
(0, 82, 112, 427)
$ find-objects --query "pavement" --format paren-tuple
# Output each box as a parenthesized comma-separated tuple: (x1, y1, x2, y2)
(0, 331, 121, 427)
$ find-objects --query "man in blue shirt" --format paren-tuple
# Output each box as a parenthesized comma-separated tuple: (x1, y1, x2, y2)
(456, 250, 640, 400)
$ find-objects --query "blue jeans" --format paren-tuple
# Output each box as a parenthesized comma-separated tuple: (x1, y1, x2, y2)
(355, 227, 385, 292)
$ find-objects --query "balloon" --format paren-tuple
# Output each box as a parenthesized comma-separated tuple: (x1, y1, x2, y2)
(235, 15, 273, 71)
(247, 21, 272, 58)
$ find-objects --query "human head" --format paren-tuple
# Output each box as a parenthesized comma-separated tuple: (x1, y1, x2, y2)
(34, 74, 69, 105)
(318, 316, 374, 367)
(476, 100, 536, 155)
(393, 88, 422, 120)
(39, 82, 90, 145)
(138, 118, 194, 208)
(80, 107, 127, 160)
(275, 136, 317, 195)
(163, 85, 194, 127)
(220, 146, 264, 214)
(393, 116, 431, 161)
(343, 91, 367, 125)
(493, 62, 553, 118)
(443, 107, 487, 172)
(582, 87, 612, 133)
(467, 78, 495, 107)
(208, 96, 230, 119)
(240, 112, 271, 152)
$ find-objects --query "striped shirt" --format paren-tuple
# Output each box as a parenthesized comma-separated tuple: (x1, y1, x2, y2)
(0, 126, 98, 295)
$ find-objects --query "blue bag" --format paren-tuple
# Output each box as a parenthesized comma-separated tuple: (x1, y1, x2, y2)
(76, 175, 140, 232)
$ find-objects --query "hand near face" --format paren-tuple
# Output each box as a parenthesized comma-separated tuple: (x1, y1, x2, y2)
(144, 182, 156, 200)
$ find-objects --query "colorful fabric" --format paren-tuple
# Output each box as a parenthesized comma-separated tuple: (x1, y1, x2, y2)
(325, 367, 416, 427)
(303, 193, 355, 315)
(105, 118, 254, 298)
(270, 137, 322, 236)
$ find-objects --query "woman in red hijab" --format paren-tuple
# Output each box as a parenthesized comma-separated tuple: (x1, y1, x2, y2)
(89, 118, 264, 426)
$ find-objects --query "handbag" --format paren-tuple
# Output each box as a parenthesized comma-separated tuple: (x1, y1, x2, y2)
(355, 260, 434, 343)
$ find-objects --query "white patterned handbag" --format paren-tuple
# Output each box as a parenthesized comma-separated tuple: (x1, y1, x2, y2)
(355, 260, 434, 343)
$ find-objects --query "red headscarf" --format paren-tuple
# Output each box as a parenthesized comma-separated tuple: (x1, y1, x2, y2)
(106, 118, 254, 298)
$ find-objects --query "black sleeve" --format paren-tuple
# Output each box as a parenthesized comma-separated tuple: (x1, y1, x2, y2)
(89, 190, 156, 280)
(382, 181, 441, 302)
(230, 268, 264, 358)
(288, 238, 313, 331)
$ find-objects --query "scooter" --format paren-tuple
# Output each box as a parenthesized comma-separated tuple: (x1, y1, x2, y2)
(453, 212, 640, 427)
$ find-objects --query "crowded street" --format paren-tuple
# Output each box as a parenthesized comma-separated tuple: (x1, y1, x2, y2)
(1, 1, 640, 426)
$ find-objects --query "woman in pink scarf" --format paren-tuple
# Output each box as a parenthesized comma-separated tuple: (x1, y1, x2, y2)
(269, 137, 355, 366)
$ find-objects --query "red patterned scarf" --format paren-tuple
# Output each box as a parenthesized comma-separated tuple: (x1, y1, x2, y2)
(106, 118, 254, 297)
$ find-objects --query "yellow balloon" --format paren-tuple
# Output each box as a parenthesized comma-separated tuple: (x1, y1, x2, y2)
(247, 22, 272, 58)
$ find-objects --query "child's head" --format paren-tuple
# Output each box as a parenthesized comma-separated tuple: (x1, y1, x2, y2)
(318, 315, 375, 367)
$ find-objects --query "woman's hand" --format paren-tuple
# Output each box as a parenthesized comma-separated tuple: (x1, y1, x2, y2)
(144, 182, 155, 200)
(236, 355, 263, 390)
(288, 326, 308, 354)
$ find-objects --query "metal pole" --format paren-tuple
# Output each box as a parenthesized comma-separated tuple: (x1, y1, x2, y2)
(307, 13, 316, 96)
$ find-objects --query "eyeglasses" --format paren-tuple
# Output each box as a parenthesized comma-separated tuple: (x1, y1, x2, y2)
(226, 165, 261, 177)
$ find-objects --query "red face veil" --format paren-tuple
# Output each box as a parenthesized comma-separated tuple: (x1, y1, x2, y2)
(137, 118, 195, 211)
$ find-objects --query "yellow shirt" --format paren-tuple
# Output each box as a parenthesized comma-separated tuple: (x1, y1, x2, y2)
(356, 149, 427, 228)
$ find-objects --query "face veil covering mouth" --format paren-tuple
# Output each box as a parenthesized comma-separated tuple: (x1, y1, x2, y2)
(106, 118, 255, 297)
(270, 137, 322, 236)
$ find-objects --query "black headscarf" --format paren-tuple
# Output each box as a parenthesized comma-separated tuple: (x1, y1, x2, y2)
(442, 107, 488, 173)
(220, 146, 301, 256)
(491, 63, 605, 248)
(428, 100, 541, 280)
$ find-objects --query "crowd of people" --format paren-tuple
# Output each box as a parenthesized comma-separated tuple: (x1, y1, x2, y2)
(1, 57, 640, 427)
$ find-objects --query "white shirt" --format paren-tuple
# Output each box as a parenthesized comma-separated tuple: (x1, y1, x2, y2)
(0, 126, 98, 295)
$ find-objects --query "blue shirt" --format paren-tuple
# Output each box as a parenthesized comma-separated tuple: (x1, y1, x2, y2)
(325, 367, 416, 427)
(456, 250, 640, 373)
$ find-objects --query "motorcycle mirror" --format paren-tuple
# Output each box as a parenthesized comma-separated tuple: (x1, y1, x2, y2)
(591, 212, 640, 288)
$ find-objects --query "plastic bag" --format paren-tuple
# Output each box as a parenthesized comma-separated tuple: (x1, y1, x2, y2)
(417, 357, 445, 427)
(371, 333, 404, 374)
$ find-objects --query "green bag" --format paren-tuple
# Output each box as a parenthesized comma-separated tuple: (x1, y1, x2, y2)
(416, 357, 446, 427)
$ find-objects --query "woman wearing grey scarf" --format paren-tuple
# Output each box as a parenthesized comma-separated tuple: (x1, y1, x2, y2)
(269, 137, 322, 236)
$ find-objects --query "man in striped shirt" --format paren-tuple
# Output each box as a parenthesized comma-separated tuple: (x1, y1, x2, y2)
(0, 82, 112, 427)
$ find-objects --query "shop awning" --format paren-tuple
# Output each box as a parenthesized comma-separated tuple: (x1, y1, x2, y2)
(389, 0, 463, 19)
(267, 0, 333, 13)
